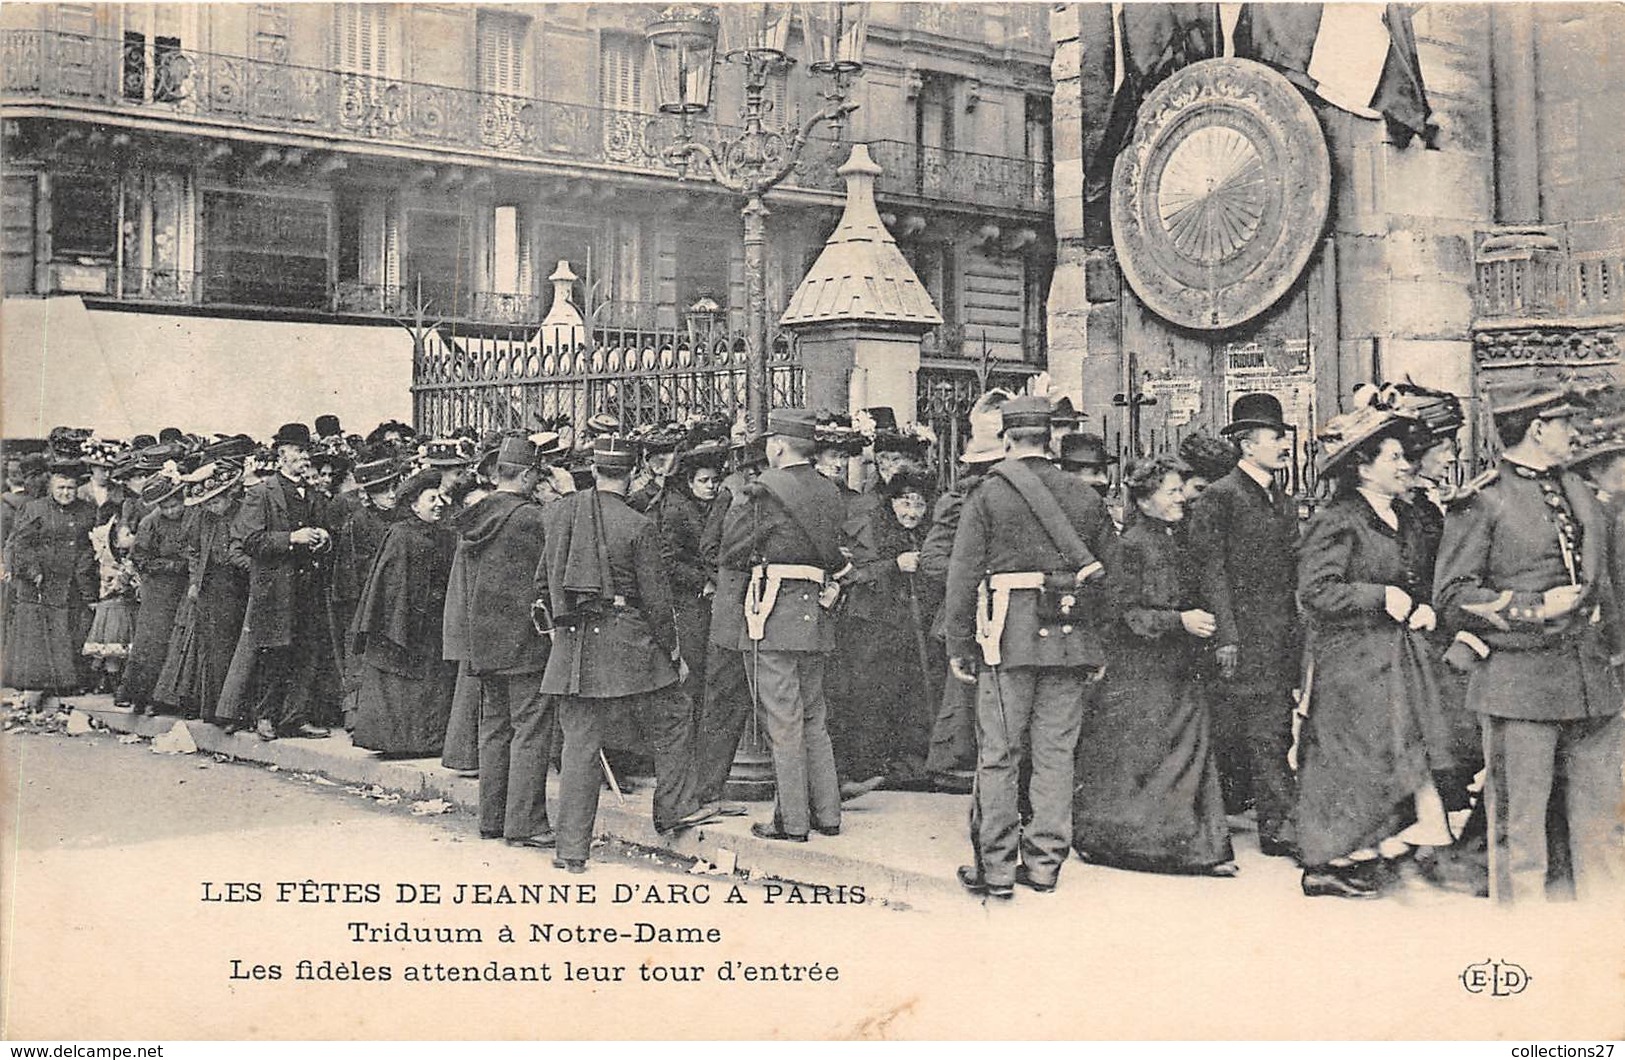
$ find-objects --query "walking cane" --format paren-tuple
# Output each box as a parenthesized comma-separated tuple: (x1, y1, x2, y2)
(600, 749, 626, 805)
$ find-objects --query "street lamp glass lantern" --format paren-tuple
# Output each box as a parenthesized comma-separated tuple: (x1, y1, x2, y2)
(729, 2, 794, 61)
(646, 4, 721, 116)
(801, 1, 867, 74)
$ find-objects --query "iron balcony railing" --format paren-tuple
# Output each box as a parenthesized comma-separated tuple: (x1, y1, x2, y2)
(2, 29, 1051, 216)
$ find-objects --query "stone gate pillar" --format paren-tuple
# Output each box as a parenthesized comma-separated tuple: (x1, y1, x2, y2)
(779, 144, 942, 422)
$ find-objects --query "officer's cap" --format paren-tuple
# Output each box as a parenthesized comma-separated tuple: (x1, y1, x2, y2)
(592, 435, 639, 471)
(999, 395, 1053, 433)
(1490, 383, 1581, 422)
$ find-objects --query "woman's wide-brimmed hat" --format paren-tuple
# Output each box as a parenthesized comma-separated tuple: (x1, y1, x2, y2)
(183, 462, 243, 507)
(140, 475, 185, 506)
(1316, 406, 1412, 475)
(353, 456, 401, 493)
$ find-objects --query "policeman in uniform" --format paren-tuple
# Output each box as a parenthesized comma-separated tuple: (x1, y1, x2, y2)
(538, 435, 719, 873)
(1434, 384, 1625, 903)
(716, 408, 850, 842)
(945, 396, 1116, 898)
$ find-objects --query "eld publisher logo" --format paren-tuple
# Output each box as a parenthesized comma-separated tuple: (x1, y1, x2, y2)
(1460, 958, 1531, 996)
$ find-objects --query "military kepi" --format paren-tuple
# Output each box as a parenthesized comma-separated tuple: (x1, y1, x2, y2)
(592, 434, 639, 471)
(999, 394, 1052, 432)
(1489, 382, 1581, 422)
(765, 407, 819, 440)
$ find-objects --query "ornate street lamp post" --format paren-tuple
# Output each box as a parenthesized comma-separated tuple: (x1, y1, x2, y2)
(646, 2, 868, 434)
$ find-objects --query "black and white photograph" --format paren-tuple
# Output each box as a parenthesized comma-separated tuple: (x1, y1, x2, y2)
(1, 0, 1622, 1045)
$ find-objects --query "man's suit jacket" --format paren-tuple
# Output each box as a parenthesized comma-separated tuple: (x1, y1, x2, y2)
(233, 474, 334, 649)
(1185, 464, 1301, 683)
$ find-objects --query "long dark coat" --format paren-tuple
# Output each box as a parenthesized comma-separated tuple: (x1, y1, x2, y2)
(448, 491, 550, 677)
(231, 474, 337, 650)
(351, 516, 457, 755)
(4, 496, 97, 690)
(839, 498, 931, 777)
(1294, 494, 1454, 866)
(1185, 465, 1301, 683)
(656, 485, 717, 674)
(1074, 516, 1233, 872)
(153, 502, 248, 719)
(538, 489, 679, 699)
(117, 506, 191, 705)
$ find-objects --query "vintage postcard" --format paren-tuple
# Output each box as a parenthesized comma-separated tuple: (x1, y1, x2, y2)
(2, 0, 1623, 1043)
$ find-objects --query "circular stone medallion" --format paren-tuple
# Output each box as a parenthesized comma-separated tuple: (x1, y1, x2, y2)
(1111, 58, 1330, 331)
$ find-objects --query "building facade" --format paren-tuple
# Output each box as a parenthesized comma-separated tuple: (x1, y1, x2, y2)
(1046, 2, 1624, 490)
(1, 2, 1054, 438)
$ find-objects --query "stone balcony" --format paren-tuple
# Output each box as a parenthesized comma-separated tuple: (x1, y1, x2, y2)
(1, 29, 1051, 217)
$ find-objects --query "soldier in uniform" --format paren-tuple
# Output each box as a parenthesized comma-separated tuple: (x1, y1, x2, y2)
(716, 408, 851, 842)
(1434, 385, 1625, 904)
(1185, 393, 1303, 859)
(538, 436, 720, 873)
(449, 436, 555, 848)
(920, 389, 1009, 792)
(945, 395, 1116, 898)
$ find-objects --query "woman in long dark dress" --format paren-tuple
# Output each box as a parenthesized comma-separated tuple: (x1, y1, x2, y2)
(5, 463, 98, 695)
(656, 440, 727, 700)
(1073, 454, 1236, 876)
(117, 477, 190, 714)
(350, 471, 456, 757)
(839, 468, 935, 788)
(1294, 407, 1456, 899)
(152, 463, 249, 722)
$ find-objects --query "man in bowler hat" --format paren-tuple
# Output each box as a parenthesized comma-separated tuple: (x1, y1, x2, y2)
(218, 422, 339, 739)
(1185, 393, 1302, 857)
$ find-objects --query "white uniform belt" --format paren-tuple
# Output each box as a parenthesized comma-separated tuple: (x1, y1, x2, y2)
(976, 571, 1047, 666)
(744, 564, 827, 641)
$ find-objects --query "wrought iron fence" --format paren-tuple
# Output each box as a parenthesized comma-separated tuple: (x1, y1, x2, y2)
(3, 30, 1051, 216)
(917, 363, 1042, 491)
(412, 319, 802, 437)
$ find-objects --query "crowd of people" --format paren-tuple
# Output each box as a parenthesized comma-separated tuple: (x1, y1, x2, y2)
(3, 378, 1621, 903)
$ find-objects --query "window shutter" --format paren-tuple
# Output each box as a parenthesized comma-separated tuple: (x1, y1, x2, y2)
(599, 34, 643, 113)
(479, 14, 527, 96)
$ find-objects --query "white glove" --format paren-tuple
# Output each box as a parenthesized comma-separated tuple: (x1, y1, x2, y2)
(1384, 586, 1413, 624)
(1407, 603, 1437, 632)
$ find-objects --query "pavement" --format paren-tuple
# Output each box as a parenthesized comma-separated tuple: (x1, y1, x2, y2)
(50, 691, 1339, 909)
(58, 692, 982, 906)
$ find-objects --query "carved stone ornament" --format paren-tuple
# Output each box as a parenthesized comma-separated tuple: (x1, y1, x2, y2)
(1111, 58, 1331, 331)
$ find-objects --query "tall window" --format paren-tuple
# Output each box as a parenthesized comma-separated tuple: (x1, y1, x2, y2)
(202, 190, 328, 309)
(478, 12, 529, 97)
(406, 211, 467, 315)
(491, 205, 529, 295)
(1024, 94, 1052, 204)
(599, 33, 645, 113)
(914, 72, 956, 197)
